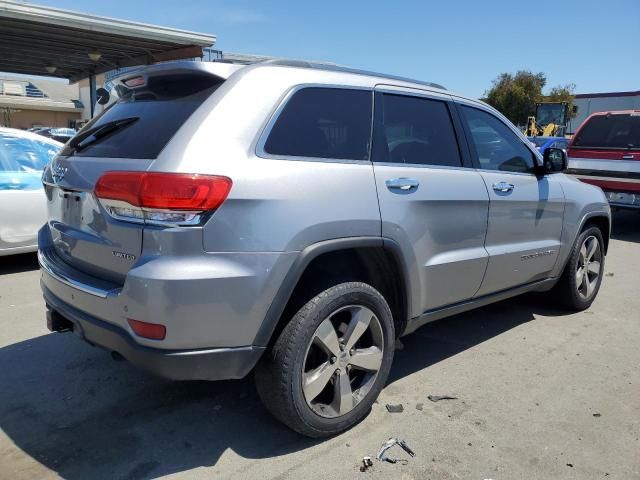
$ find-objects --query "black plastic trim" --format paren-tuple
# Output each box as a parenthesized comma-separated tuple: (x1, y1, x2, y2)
(404, 277, 558, 335)
(254, 236, 412, 345)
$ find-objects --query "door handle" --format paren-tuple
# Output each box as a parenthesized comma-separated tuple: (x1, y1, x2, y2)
(386, 178, 419, 192)
(492, 182, 514, 193)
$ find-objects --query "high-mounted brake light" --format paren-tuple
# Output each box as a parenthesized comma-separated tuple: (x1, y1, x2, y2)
(122, 76, 146, 88)
(94, 172, 232, 226)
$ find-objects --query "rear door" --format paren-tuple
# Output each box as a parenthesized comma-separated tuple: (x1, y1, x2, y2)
(42, 69, 225, 283)
(457, 103, 565, 295)
(0, 133, 58, 251)
(372, 87, 489, 314)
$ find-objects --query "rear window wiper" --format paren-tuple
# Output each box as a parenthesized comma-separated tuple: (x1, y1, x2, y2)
(66, 117, 139, 154)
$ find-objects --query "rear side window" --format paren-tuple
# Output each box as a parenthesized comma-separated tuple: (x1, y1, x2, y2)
(461, 106, 535, 173)
(373, 93, 462, 167)
(573, 114, 640, 149)
(61, 74, 223, 159)
(264, 87, 372, 160)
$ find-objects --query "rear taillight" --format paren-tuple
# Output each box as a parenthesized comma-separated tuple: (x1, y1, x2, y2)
(94, 172, 232, 226)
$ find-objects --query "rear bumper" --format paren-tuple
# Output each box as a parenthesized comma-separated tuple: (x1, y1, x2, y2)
(43, 285, 264, 381)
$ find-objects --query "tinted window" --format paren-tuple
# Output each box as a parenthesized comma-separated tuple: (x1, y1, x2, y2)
(373, 94, 461, 167)
(461, 106, 535, 173)
(60, 74, 223, 159)
(550, 139, 569, 149)
(264, 88, 372, 160)
(572, 114, 640, 149)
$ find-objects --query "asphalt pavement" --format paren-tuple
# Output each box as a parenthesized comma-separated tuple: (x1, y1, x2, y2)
(1, 211, 638, 479)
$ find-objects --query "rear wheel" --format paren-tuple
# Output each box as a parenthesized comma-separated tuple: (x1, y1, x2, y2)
(255, 282, 395, 437)
(552, 226, 605, 310)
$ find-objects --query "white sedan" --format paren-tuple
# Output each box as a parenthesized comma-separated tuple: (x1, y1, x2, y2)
(0, 128, 62, 256)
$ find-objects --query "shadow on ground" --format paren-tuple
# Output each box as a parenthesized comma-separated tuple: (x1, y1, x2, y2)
(610, 209, 639, 244)
(0, 283, 570, 480)
(0, 252, 39, 275)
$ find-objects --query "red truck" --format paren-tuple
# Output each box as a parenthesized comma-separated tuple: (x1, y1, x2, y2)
(567, 110, 640, 209)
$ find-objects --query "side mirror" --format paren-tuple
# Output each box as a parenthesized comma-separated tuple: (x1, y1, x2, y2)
(541, 147, 567, 174)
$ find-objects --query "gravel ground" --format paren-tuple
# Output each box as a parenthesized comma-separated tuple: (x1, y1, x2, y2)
(0, 210, 638, 480)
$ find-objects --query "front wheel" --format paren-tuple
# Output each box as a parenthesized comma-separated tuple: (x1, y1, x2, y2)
(552, 226, 605, 311)
(255, 282, 395, 437)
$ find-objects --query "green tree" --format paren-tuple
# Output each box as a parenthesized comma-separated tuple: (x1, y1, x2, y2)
(544, 83, 577, 119)
(484, 71, 547, 125)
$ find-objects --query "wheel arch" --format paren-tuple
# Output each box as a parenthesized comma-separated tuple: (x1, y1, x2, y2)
(253, 237, 412, 348)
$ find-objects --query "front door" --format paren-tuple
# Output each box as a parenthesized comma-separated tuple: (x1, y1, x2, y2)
(457, 103, 565, 296)
(372, 87, 490, 315)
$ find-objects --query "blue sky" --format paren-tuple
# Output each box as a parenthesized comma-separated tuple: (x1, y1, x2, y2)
(33, 0, 640, 98)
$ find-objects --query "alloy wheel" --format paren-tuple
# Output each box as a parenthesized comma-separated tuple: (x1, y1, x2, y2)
(301, 305, 384, 418)
(576, 235, 601, 300)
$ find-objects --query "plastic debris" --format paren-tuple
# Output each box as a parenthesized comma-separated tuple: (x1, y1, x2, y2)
(415, 403, 424, 411)
(593, 413, 601, 417)
(427, 395, 458, 402)
(385, 403, 404, 413)
(376, 437, 415, 464)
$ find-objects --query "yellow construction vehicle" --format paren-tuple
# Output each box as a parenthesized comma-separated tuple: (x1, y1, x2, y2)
(524, 102, 569, 137)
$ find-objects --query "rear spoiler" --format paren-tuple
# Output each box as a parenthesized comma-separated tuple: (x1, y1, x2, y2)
(112, 61, 245, 92)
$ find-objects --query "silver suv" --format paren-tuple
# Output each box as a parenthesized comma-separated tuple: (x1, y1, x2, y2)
(39, 60, 611, 437)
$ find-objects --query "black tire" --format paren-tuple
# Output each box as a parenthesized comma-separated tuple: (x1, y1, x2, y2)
(255, 282, 395, 438)
(552, 226, 605, 311)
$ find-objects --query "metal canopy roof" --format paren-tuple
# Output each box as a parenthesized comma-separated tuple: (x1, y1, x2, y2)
(0, 0, 216, 82)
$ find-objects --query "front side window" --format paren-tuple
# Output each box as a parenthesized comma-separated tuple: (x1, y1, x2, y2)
(461, 106, 536, 173)
(264, 87, 372, 160)
(373, 93, 462, 167)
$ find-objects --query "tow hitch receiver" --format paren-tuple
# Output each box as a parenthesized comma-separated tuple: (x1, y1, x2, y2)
(46, 309, 73, 333)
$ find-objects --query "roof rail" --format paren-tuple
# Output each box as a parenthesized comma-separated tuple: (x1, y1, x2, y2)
(260, 58, 447, 90)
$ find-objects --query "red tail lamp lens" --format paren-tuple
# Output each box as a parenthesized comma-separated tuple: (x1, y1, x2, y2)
(95, 172, 232, 211)
(127, 318, 166, 340)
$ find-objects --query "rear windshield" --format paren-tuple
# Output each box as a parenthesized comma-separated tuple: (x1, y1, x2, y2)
(572, 113, 640, 150)
(61, 74, 222, 159)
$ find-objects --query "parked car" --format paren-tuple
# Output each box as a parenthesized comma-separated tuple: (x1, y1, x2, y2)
(567, 110, 640, 209)
(528, 136, 569, 153)
(39, 60, 611, 437)
(0, 128, 62, 256)
(36, 127, 76, 144)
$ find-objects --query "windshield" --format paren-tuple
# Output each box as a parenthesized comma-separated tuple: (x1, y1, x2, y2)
(60, 74, 223, 159)
(528, 137, 549, 147)
(536, 104, 566, 126)
(0, 133, 61, 172)
(573, 113, 640, 150)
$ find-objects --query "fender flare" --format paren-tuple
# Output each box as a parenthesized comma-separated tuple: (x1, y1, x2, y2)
(252, 236, 412, 347)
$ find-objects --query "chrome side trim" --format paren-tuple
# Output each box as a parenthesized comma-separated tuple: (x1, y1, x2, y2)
(568, 157, 640, 174)
(38, 249, 117, 298)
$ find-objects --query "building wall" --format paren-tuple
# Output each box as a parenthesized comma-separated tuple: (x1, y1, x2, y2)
(2, 109, 81, 129)
(568, 94, 640, 133)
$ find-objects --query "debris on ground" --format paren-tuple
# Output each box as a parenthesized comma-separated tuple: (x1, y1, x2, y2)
(593, 413, 601, 417)
(385, 403, 404, 413)
(415, 403, 424, 411)
(427, 395, 458, 402)
(376, 437, 415, 464)
(359, 456, 373, 472)
(605, 272, 614, 277)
